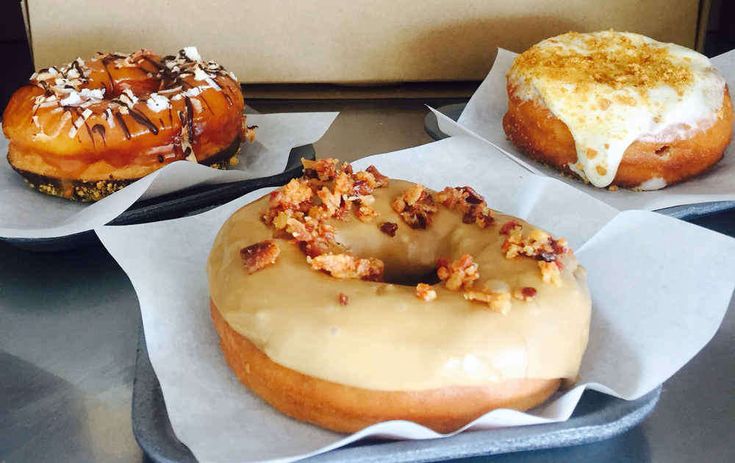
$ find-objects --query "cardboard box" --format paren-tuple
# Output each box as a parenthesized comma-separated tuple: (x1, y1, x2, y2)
(25, 0, 707, 84)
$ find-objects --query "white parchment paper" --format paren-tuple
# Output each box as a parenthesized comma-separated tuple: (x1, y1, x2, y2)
(434, 49, 735, 211)
(96, 135, 735, 463)
(0, 112, 338, 239)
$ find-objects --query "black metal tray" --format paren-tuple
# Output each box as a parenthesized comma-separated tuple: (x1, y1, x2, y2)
(133, 329, 661, 463)
(424, 103, 735, 221)
(3, 145, 315, 252)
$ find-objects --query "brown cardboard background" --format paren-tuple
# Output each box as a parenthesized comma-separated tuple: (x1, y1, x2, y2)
(28, 0, 701, 84)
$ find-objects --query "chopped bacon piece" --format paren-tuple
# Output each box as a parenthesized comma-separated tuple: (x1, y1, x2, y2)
(416, 283, 437, 301)
(240, 240, 280, 274)
(513, 286, 538, 301)
(356, 204, 378, 222)
(302, 158, 340, 181)
(308, 253, 384, 281)
(538, 261, 562, 286)
(338, 293, 350, 305)
(499, 220, 521, 235)
(435, 186, 494, 228)
(436, 254, 479, 291)
(366, 165, 389, 187)
(379, 221, 398, 237)
(463, 288, 512, 314)
(501, 224, 569, 282)
(392, 184, 438, 229)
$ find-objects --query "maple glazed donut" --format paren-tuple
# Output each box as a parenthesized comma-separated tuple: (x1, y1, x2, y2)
(503, 31, 733, 190)
(2, 47, 254, 201)
(208, 159, 591, 433)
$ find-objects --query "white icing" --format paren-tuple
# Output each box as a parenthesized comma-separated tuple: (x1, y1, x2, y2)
(636, 177, 667, 191)
(193, 66, 209, 81)
(146, 93, 170, 112)
(105, 108, 115, 128)
(184, 86, 204, 97)
(509, 31, 726, 187)
(60, 91, 82, 106)
(79, 88, 105, 101)
(183, 46, 201, 62)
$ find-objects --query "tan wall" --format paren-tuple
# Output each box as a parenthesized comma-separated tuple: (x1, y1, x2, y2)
(28, 0, 702, 84)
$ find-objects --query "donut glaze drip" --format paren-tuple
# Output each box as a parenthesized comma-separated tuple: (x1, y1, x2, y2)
(508, 31, 727, 187)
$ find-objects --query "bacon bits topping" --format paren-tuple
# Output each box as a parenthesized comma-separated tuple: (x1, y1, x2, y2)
(240, 240, 280, 274)
(338, 293, 350, 306)
(437, 255, 480, 291)
(302, 158, 340, 182)
(538, 261, 562, 286)
(435, 186, 495, 228)
(261, 159, 391, 262)
(463, 287, 512, 314)
(308, 253, 384, 281)
(366, 165, 390, 187)
(513, 286, 538, 301)
(501, 223, 569, 285)
(499, 220, 522, 235)
(415, 283, 437, 302)
(392, 184, 438, 229)
(379, 221, 398, 237)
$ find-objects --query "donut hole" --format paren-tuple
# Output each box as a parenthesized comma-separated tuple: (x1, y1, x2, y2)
(383, 268, 441, 287)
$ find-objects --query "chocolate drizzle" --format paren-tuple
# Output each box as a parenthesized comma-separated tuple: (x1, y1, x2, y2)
(184, 96, 195, 145)
(114, 111, 131, 139)
(91, 123, 107, 145)
(128, 108, 159, 135)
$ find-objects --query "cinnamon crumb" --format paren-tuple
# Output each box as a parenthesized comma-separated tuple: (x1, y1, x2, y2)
(415, 283, 437, 301)
(436, 254, 479, 291)
(240, 240, 280, 274)
(338, 293, 349, 305)
(379, 221, 398, 237)
(308, 253, 384, 281)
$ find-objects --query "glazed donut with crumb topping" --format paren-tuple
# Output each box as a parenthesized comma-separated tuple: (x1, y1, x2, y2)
(504, 31, 733, 190)
(207, 158, 591, 433)
(2, 47, 255, 201)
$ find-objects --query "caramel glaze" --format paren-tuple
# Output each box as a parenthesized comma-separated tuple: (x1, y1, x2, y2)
(208, 180, 592, 391)
(3, 49, 245, 183)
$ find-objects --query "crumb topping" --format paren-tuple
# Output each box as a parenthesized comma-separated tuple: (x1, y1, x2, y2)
(415, 283, 437, 302)
(338, 292, 350, 305)
(435, 186, 494, 228)
(392, 184, 438, 229)
(511, 31, 693, 96)
(308, 254, 384, 281)
(240, 240, 280, 274)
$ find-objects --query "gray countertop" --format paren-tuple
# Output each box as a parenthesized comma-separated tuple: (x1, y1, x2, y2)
(1, 100, 733, 463)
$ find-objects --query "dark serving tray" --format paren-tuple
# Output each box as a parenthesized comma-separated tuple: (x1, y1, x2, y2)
(133, 329, 661, 463)
(424, 103, 735, 221)
(3, 144, 315, 252)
